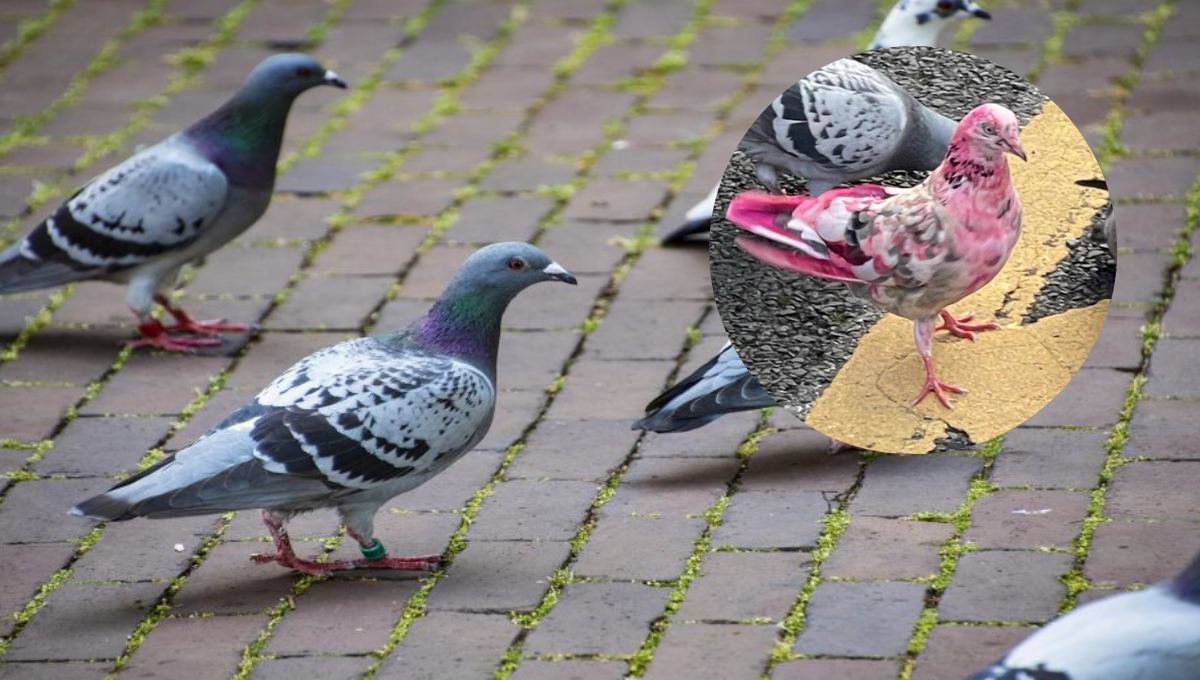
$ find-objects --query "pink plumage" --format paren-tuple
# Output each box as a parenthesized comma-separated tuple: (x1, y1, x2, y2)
(728, 103, 1027, 409)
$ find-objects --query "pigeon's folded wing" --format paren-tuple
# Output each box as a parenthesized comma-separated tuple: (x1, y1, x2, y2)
(1, 145, 228, 289)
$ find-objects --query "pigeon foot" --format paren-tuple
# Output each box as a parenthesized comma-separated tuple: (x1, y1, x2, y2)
(913, 357, 966, 409)
(130, 320, 223, 352)
(936, 310, 1001, 342)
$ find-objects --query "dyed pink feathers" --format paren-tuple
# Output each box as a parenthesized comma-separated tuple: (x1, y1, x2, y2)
(727, 103, 1027, 409)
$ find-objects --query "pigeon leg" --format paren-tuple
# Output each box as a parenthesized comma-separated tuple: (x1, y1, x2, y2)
(251, 510, 358, 575)
(754, 163, 781, 194)
(128, 317, 223, 352)
(345, 528, 441, 571)
(155, 294, 253, 335)
(936, 309, 1001, 341)
(912, 315, 966, 409)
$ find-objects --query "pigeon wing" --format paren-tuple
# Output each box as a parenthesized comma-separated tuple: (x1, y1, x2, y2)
(0, 144, 228, 291)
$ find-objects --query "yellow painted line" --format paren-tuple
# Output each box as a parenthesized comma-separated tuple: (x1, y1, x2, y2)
(805, 101, 1110, 454)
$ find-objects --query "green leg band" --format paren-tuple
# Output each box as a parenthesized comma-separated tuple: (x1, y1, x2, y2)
(360, 539, 386, 560)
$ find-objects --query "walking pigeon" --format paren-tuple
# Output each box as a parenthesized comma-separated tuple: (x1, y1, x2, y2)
(660, 59, 958, 244)
(728, 103, 1026, 409)
(0, 54, 347, 352)
(971, 546, 1200, 679)
(633, 341, 859, 454)
(869, 0, 992, 51)
(1076, 177, 1116, 261)
(72, 243, 578, 576)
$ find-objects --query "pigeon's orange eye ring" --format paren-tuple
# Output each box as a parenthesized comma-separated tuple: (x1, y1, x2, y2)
(296, 67, 314, 78)
(507, 258, 528, 271)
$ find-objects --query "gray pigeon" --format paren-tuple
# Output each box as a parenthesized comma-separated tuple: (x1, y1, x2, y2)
(868, 0, 991, 51)
(1076, 178, 1116, 261)
(971, 547, 1200, 679)
(660, 58, 958, 244)
(0, 54, 347, 352)
(634, 342, 858, 454)
(72, 243, 577, 575)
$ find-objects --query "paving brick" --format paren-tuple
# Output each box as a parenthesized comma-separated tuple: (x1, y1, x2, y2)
(506, 419, 639, 482)
(478, 157, 578, 193)
(187, 244, 308, 296)
(992, 427, 1110, 489)
(912, 625, 1036, 680)
(0, 478, 113, 544)
(1106, 157, 1200, 200)
(0, 543, 76, 636)
(511, 660, 628, 680)
(1106, 460, 1200, 523)
(1086, 519, 1200, 587)
(823, 517, 955, 580)
(1146, 338, 1200, 396)
(650, 71, 745, 111)
(524, 582, 671, 655)
(425, 540, 570, 612)
(1111, 202, 1186, 253)
(250, 656, 373, 680)
(311, 223, 428, 276)
(459, 66, 557, 111)
(584, 299, 708, 360)
(0, 385, 82, 442)
(505, 271, 608, 331)
(1122, 110, 1200, 152)
(550, 358, 677, 420)
(492, 23, 578, 67)
(535, 220, 631, 276)
(0, 661, 110, 679)
(475, 389, 547, 452)
(739, 432, 862, 493)
(79, 354, 228, 416)
(265, 274, 394, 331)
(34, 415, 173, 477)
(692, 23, 773, 66)
(278, 156, 378, 194)
(267, 579, 417, 655)
(963, 490, 1090, 549)
(591, 146, 691, 177)
(601, 455, 737, 517)
(775, 659, 901, 680)
(1144, 37, 1200, 73)
(123, 614, 269, 680)
(560, 179, 671, 222)
(443, 195, 556, 245)
(1022, 368, 1131, 428)
(170, 541, 297, 616)
(711, 491, 830, 550)
(939, 551, 1073, 623)
(1039, 57, 1129, 94)
(1125, 399, 1200, 460)
(69, 515, 218, 583)
(677, 551, 808, 622)
(0, 329, 120, 386)
(574, 515, 705, 581)
(1081, 309, 1144, 371)
(468, 479, 597, 541)
(1163, 280, 1200, 337)
(645, 623, 777, 679)
(613, 2, 692, 39)
(224, 332, 354, 391)
(355, 177, 460, 219)
(618, 247, 713, 301)
(794, 581, 928, 657)
(637, 410, 759, 459)
(377, 612, 516, 680)
(852, 455, 982, 517)
(4, 581, 164, 661)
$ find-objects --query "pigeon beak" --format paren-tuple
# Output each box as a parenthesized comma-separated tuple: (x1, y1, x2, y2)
(1009, 142, 1027, 162)
(324, 70, 348, 89)
(1076, 178, 1108, 191)
(960, 0, 991, 18)
(971, 7, 992, 19)
(542, 262, 577, 285)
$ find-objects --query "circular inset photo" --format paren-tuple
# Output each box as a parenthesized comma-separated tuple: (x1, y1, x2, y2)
(709, 46, 1115, 455)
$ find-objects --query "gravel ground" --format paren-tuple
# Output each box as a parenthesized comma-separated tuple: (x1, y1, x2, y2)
(1023, 202, 1117, 324)
(710, 46, 1048, 420)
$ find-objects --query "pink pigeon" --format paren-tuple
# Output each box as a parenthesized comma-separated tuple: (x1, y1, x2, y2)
(726, 103, 1026, 409)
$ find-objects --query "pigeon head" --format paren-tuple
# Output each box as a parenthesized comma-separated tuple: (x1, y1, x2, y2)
(870, 0, 990, 48)
(408, 243, 576, 362)
(242, 53, 348, 98)
(959, 103, 1026, 162)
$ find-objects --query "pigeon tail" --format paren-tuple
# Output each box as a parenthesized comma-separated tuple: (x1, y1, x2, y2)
(660, 184, 717, 245)
(1171, 547, 1200, 604)
(0, 242, 92, 294)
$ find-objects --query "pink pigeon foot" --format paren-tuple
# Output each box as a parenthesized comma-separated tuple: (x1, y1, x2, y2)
(936, 310, 1001, 341)
(129, 319, 223, 352)
(913, 356, 967, 409)
(252, 513, 440, 575)
(155, 295, 252, 335)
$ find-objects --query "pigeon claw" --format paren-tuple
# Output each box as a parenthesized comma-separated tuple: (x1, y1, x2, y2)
(913, 375, 967, 410)
(127, 333, 223, 353)
(353, 554, 441, 571)
(163, 318, 254, 335)
(936, 310, 1001, 341)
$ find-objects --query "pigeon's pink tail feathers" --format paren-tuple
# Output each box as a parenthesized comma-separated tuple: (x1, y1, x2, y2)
(735, 237, 861, 283)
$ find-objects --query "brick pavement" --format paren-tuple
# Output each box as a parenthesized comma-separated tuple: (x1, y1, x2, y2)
(0, 0, 1197, 678)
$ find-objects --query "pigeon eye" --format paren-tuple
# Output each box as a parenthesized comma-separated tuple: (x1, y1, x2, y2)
(296, 67, 313, 78)
(981, 122, 997, 135)
(507, 258, 527, 271)
(937, 0, 956, 10)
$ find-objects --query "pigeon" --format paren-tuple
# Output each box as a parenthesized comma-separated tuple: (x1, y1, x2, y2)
(728, 103, 1026, 409)
(633, 341, 859, 454)
(869, 0, 992, 51)
(971, 546, 1200, 679)
(72, 243, 578, 576)
(0, 54, 347, 352)
(1076, 177, 1116, 261)
(660, 59, 958, 244)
